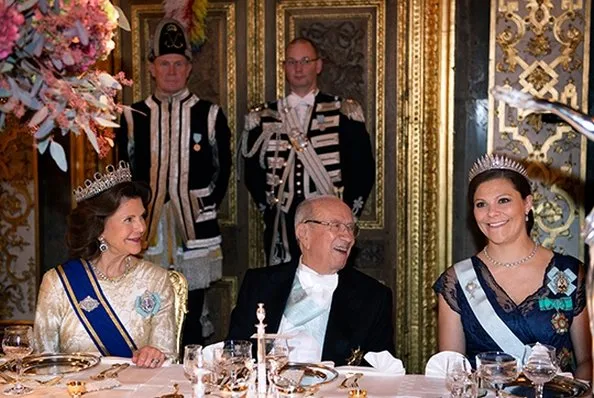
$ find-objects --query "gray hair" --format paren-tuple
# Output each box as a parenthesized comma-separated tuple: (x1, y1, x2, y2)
(294, 195, 346, 230)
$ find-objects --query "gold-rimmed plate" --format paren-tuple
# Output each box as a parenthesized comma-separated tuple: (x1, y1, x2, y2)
(2, 353, 100, 376)
(271, 362, 338, 394)
(503, 375, 590, 397)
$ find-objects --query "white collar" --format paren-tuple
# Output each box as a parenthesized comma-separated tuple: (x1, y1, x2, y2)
(287, 89, 318, 108)
(296, 261, 338, 292)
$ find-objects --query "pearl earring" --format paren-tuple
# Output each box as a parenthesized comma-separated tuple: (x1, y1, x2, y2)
(98, 236, 108, 253)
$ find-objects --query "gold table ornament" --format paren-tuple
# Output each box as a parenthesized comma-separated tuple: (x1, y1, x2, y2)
(66, 380, 86, 397)
(348, 388, 368, 398)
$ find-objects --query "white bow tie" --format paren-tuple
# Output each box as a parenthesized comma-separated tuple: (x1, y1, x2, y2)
(297, 264, 338, 292)
(288, 92, 315, 108)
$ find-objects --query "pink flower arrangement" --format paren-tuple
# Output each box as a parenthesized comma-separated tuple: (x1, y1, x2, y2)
(0, 1, 24, 60)
(0, 0, 131, 171)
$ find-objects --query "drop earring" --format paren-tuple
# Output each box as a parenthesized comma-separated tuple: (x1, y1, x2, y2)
(98, 236, 108, 253)
(525, 213, 529, 222)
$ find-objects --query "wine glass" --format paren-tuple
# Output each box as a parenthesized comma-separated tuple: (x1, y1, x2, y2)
(445, 356, 471, 397)
(2, 325, 34, 396)
(265, 339, 289, 376)
(521, 343, 558, 398)
(214, 340, 253, 397)
(476, 352, 518, 397)
(183, 344, 203, 384)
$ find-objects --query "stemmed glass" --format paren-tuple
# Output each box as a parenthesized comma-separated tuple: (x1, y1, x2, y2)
(2, 326, 34, 396)
(521, 343, 558, 398)
(476, 352, 518, 397)
(214, 340, 253, 397)
(265, 338, 290, 393)
(445, 357, 472, 397)
(184, 344, 208, 398)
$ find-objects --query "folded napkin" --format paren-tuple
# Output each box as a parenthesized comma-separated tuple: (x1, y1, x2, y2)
(363, 351, 406, 375)
(202, 342, 223, 365)
(424, 351, 470, 378)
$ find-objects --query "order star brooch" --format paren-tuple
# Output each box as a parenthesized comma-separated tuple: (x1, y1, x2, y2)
(546, 267, 576, 296)
(135, 291, 161, 318)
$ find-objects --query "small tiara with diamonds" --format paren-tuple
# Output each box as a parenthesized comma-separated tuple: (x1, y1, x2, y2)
(73, 161, 132, 203)
(468, 153, 528, 182)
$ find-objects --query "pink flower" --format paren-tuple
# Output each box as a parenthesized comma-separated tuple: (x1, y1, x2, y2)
(0, 1, 25, 60)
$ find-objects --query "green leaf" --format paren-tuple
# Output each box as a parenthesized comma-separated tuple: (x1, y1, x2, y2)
(83, 123, 100, 153)
(37, 138, 50, 154)
(29, 106, 49, 127)
(49, 140, 68, 172)
(115, 6, 131, 31)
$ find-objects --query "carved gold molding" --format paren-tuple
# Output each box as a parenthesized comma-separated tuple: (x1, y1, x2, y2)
(395, 0, 454, 372)
(130, 3, 238, 225)
(247, 0, 266, 268)
(488, 0, 591, 259)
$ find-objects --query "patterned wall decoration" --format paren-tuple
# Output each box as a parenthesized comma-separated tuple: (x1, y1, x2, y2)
(0, 116, 38, 321)
(130, 2, 237, 225)
(276, 0, 385, 229)
(489, 0, 591, 258)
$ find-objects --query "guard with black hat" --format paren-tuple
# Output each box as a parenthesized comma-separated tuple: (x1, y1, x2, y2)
(117, 18, 231, 347)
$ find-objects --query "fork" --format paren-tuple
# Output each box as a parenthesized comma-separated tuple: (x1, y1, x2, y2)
(90, 363, 124, 380)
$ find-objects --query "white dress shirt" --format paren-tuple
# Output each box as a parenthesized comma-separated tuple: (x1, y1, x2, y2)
(278, 261, 338, 362)
(287, 90, 318, 128)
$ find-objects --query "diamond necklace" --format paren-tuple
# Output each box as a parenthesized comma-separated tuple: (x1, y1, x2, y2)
(91, 255, 133, 282)
(483, 243, 538, 268)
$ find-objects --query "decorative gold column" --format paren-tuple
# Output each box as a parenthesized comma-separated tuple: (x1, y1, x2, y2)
(395, 0, 455, 372)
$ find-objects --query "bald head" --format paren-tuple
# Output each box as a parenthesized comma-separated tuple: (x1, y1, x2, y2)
(294, 196, 356, 274)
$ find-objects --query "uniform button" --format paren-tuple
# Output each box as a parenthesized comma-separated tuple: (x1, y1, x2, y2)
(279, 179, 283, 184)
(296, 181, 301, 186)
(297, 190, 302, 194)
(297, 163, 302, 168)
(296, 172, 302, 177)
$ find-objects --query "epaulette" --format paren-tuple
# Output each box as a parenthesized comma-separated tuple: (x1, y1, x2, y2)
(245, 102, 267, 131)
(339, 98, 365, 123)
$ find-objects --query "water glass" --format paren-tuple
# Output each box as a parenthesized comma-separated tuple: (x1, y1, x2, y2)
(476, 352, 518, 397)
(2, 325, 34, 396)
(214, 340, 253, 396)
(183, 345, 204, 384)
(446, 357, 471, 397)
(521, 343, 557, 398)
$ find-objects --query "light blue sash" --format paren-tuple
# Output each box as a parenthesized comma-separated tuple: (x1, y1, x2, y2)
(454, 259, 525, 360)
(283, 278, 329, 344)
(56, 259, 138, 357)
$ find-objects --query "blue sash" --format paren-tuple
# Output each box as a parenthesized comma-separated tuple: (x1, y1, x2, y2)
(56, 259, 137, 357)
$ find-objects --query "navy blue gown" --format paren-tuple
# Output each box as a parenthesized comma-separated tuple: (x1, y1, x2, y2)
(433, 252, 586, 372)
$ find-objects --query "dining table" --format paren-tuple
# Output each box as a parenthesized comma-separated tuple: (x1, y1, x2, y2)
(6, 357, 453, 397)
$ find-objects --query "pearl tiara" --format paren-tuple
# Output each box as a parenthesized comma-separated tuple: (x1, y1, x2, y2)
(468, 153, 528, 182)
(73, 161, 132, 203)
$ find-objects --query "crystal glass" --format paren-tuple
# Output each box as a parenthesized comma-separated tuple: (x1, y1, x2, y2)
(183, 344, 203, 384)
(476, 352, 518, 397)
(265, 339, 289, 376)
(2, 326, 34, 396)
(446, 356, 472, 397)
(213, 340, 253, 397)
(521, 343, 557, 398)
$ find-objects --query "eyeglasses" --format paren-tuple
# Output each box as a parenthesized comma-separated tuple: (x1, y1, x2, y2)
(303, 220, 359, 237)
(283, 57, 320, 67)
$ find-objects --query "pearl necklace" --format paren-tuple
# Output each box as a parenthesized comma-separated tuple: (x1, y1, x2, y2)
(91, 256, 133, 282)
(483, 244, 538, 268)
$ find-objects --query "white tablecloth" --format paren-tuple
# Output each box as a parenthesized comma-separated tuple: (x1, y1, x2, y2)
(8, 360, 450, 397)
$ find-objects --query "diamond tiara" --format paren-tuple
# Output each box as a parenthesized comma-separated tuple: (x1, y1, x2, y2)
(468, 153, 528, 182)
(73, 161, 132, 203)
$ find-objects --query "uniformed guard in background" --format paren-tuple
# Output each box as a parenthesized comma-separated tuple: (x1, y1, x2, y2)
(241, 37, 375, 265)
(118, 18, 231, 345)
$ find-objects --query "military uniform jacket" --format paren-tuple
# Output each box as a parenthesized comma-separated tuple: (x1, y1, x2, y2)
(241, 91, 375, 217)
(118, 88, 231, 250)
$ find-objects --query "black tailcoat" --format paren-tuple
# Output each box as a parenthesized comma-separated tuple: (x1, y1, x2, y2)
(227, 261, 395, 366)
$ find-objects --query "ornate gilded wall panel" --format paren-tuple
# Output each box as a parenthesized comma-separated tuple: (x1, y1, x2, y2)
(489, 0, 591, 258)
(0, 117, 38, 321)
(395, 0, 455, 372)
(276, 0, 385, 229)
(130, 2, 238, 225)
